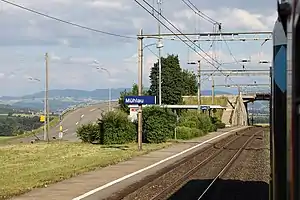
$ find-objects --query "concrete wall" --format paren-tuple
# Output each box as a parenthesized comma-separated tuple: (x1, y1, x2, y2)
(232, 95, 249, 126)
(221, 96, 236, 127)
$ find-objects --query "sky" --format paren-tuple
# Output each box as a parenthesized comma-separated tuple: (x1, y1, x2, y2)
(0, 0, 276, 96)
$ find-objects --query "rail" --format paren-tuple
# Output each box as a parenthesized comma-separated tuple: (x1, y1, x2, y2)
(197, 129, 262, 199)
(149, 127, 259, 200)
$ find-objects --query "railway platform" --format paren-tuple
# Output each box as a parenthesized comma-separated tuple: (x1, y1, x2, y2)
(11, 126, 249, 200)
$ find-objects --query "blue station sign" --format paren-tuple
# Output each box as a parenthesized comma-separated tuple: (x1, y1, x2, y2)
(200, 106, 210, 110)
(124, 96, 156, 105)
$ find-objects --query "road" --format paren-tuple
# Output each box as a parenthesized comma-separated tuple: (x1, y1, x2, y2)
(7, 101, 119, 144)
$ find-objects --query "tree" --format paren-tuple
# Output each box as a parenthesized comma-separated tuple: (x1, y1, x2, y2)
(148, 54, 197, 105)
(182, 69, 197, 96)
(119, 83, 148, 114)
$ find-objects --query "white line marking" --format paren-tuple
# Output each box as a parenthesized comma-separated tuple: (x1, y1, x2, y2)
(72, 126, 248, 200)
(90, 108, 96, 112)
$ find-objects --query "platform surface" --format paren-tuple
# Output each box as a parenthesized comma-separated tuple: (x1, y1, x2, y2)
(11, 126, 248, 200)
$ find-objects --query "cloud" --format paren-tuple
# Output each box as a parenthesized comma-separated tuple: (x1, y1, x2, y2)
(86, 0, 131, 10)
(174, 7, 276, 32)
(0, 0, 275, 96)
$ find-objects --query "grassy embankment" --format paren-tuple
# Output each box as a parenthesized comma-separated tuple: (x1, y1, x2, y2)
(0, 116, 60, 144)
(0, 142, 171, 199)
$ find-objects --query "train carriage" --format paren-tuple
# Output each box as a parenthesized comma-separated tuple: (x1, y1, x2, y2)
(289, 0, 300, 199)
(272, 0, 300, 199)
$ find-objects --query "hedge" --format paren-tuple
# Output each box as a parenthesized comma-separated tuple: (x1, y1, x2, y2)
(142, 106, 177, 143)
(175, 126, 204, 140)
(76, 108, 226, 145)
(77, 110, 136, 144)
(99, 110, 136, 145)
(178, 110, 215, 133)
(76, 123, 100, 143)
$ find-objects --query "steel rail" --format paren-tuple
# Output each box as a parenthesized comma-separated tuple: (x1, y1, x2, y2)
(150, 127, 258, 200)
(197, 129, 263, 199)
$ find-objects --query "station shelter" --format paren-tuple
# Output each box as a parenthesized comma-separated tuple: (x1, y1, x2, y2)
(128, 104, 226, 122)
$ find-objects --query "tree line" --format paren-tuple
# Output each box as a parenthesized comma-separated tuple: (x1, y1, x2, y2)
(0, 116, 54, 136)
(77, 54, 225, 145)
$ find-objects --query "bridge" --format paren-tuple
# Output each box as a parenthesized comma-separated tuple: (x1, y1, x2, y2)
(242, 92, 271, 102)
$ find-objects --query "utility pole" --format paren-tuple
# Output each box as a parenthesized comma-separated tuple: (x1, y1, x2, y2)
(212, 77, 215, 104)
(44, 53, 49, 142)
(157, 0, 162, 105)
(197, 60, 201, 110)
(138, 29, 143, 151)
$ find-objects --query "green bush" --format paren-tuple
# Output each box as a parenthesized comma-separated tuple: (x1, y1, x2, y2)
(178, 110, 215, 133)
(143, 106, 177, 143)
(76, 123, 100, 143)
(99, 110, 136, 145)
(210, 116, 226, 129)
(175, 126, 203, 140)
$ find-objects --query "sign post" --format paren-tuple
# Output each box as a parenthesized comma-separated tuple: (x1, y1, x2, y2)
(124, 94, 157, 151)
(124, 96, 156, 105)
(59, 124, 63, 140)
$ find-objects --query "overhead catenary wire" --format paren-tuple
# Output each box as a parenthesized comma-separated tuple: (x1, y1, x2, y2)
(0, 0, 135, 39)
(181, 0, 221, 26)
(182, 1, 260, 89)
(220, 35, 260, 85)
(140, 0, 221, 66)
(179, 2, 229, 82)
(134, 0, 235, 83)
(186, 0, 221, 26)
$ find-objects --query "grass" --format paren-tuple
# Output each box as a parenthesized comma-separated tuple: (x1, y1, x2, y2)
(183, 96, 228, 119)
(0, 116, 59, 144)
(254, 123, 270, 127)
(0, 136, 12, 141)
(0, 142, 172, 199)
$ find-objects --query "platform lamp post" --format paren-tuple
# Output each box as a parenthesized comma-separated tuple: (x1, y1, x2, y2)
(143, 42, 163, 103)
(188, 60, 201, 111)
(93, 60, 112, 112)
(28, 76, 49, 141)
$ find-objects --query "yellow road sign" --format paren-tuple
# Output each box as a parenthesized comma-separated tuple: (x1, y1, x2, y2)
(59, 125, 63, 132)
(40, 115, 45, 122)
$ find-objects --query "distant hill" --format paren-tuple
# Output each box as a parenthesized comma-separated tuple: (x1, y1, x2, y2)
(201, 90, 233, 95)
(0, 104, 37, 114)
(0, 88, 233, 101)
(0, 88, 233, 112)
(19, 88, 131, 100)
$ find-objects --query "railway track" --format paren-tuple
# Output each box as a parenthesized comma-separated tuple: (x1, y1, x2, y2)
(152, 127, 262, 200)
(195, 130, 262, 200)
(117, 127, 263, 200)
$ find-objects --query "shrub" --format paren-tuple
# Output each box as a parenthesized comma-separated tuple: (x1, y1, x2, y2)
(210, 116, 226, 129)
(178, 110, 214, 133)
(143, 106, 177, 143)
(175, 126, 203, 140)
(76, 123, 100, 143)
(99, 110, 136, 145)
